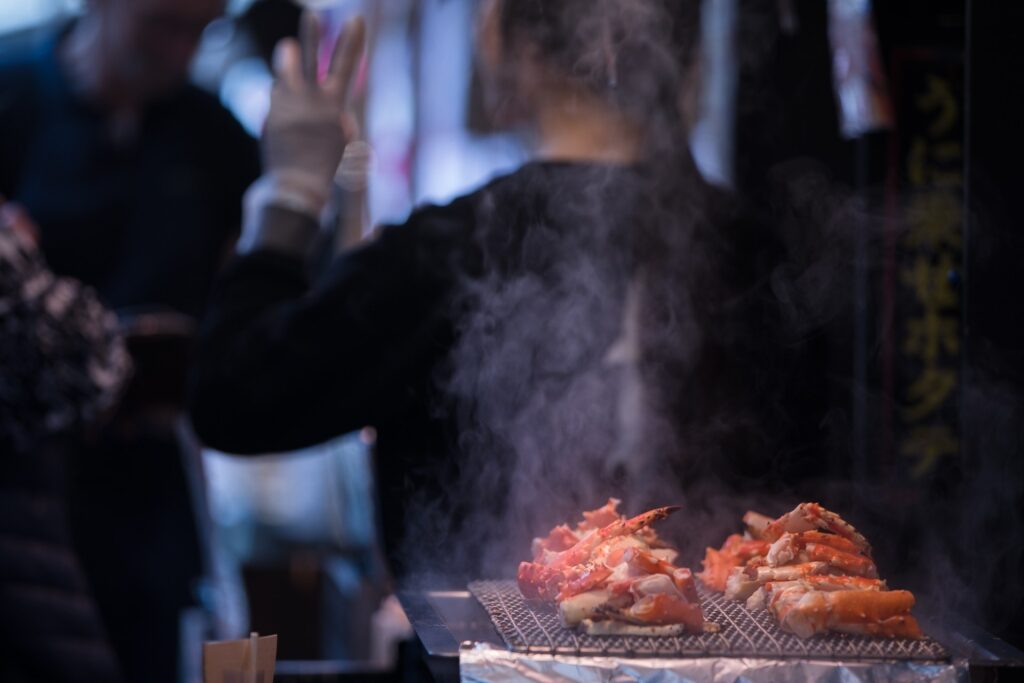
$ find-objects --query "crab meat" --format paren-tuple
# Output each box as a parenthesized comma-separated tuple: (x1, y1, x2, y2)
(698, 533, 770, 592)
(559, 589, 627, 626)
(624, 574, 702, 630)
(767, 532, 877, 578)
(579, 498, 624, 532)
(743, 510, 774, 539)
(622, 549, 698, 599)
(769, 583, 922, 639)
(557, 562, 614, 601)
(724, 561, 830, 601)
(802, 543, 878, 578)
(559, 567, 702, 630)
(650, 547, 679, 564)
(531, 499, 625, 561)
(518, 505, 680, 602)
(517, 561, 565, 601)
(625, 592, 703, 630)
(712, 502, 924, 640)
(531, 524, 580, 560)
(746, 587, 769, 611)
(549, 505, 679, 570)
(763, 503, 872, 557)
(521, 501, 704, 633)
(596, 574, 703, 630)
(770, 575, 886, 593)
(558, 539, 688, 601)
(752, 575, 886, 610)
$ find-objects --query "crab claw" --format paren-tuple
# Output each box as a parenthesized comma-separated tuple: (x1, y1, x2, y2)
(517, 561, 564, 600)
(552, 505, 680, 570)
(763, 502, 872, 557)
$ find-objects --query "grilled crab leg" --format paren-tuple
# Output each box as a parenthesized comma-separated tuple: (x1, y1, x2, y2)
(770, 584, 922, 639)
(767, 531, 878, 578)
(518, 506, 680, 600)
(724, 561, 830, 601)
(699, 533, 771, 592)
(763, 503, 872, 557)
(746, 573, 886, 610)
(560, 572, 703, 632)
(554, 505, 680, 569)
(621, 572, 703, 631)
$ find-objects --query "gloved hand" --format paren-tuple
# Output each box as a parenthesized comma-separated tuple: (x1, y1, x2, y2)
(240, 13, 366, 254)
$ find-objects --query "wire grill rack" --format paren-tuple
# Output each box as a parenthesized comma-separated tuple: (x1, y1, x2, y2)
(468, 579, 950, 660)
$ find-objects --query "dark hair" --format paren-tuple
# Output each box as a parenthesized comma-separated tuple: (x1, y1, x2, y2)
(498, 0, 702, 134)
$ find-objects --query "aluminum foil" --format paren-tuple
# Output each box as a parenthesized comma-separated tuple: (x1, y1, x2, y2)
(459, 643, 968, 683)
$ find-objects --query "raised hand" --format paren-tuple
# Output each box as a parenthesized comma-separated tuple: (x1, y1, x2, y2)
(261, 12, 367, 214)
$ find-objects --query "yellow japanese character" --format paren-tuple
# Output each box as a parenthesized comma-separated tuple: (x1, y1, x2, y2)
(917, 75, 958, 137)
(903, 365, 957, 421)
(908, 138, 928, 187)
(927, 170, 964, 189)
(930, 141, 963, 163)
(904, 313, 959, 365)
(906, 193, 962, 250)
(900, 252, 959, 309)
(900, 424, 959, 478)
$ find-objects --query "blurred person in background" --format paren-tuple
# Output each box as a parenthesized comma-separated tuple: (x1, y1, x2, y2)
(1, 199, 130, 682)
(191, 0, 830, 584)
(238, 0, 303, 69)
(0, 0, 260, 681)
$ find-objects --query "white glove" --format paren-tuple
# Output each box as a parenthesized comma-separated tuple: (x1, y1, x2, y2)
(241, 12, 366, 253)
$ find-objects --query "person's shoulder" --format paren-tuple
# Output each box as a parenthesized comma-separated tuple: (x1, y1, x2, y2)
(380, 162, 599, 246)
(472, 160, 609, 196)
(406, 162, 565, 225)
(366, 172, 514, 264)
(400, 167, 524, 228)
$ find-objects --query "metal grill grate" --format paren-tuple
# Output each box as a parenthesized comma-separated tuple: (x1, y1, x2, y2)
(469, 579, 950, 660)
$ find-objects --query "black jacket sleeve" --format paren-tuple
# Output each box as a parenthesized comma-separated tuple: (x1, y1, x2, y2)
(187, 200, 474, 455)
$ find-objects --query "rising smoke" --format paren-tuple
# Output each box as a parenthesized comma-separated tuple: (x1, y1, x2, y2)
(393, 0, 813, 579)
(394, 0, 839, 579)
(393, 1, 1024, 649)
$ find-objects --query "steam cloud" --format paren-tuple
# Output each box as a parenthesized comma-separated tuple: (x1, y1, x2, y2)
(390, 0, 1024, 648)
(395, 0, 846, 582)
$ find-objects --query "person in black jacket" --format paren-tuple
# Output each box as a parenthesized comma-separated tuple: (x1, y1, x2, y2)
(0, 1, 260, 680)
(1, 201, 130, 682)
(190, 0, 826, 581)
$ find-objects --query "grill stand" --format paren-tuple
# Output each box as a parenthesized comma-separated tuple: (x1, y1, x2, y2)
(469, 579, 950, 660)
(398, 581, 1024, 682)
